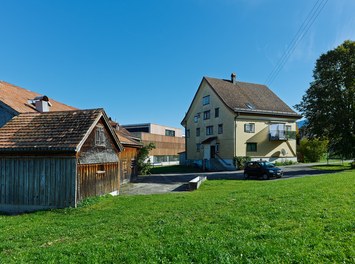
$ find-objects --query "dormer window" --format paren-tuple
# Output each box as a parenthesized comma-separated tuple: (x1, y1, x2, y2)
(203, 95, 210, 105)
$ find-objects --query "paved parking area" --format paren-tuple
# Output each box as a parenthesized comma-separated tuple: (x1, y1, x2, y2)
(120, 163, 338, 196)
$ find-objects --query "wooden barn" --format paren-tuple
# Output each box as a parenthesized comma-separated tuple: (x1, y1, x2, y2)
(0, 109, 123, 213)
(110, 121, 142, 183)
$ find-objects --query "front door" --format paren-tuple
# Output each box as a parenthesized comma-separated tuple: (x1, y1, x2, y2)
(210, 145, 216, 158)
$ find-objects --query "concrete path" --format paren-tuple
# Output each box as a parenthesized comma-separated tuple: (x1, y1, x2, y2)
(119, 163, 340, 196)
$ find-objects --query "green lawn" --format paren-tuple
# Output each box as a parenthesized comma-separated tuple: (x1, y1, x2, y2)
(312, 162, 353, 171)
(1, 170, 354, 263)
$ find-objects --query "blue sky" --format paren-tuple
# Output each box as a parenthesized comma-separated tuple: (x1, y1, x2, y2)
(1, 0, 354, 129)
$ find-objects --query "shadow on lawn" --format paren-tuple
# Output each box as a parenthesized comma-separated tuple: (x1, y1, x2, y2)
(134, 165, 342, 185)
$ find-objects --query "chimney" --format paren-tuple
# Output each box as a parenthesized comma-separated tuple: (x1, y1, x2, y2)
(29, 95, 52, 112)
(231, 72, 237, 84)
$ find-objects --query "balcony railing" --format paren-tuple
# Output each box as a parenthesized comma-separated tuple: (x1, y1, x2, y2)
(269, 130, 296, 141)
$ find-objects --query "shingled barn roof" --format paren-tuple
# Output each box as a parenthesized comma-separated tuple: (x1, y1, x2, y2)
(0, 109, 123, 153)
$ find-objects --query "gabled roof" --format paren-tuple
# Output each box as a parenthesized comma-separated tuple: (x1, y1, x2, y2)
(205, 77, 300, 117)
(115, 131, 142, 148)
(0, 81, 76, 113)
(0, 109, 123, 153)
(182, 76, 301, 124)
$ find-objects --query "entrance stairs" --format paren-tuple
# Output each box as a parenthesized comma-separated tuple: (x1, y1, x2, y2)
(209, 158, 235, 171)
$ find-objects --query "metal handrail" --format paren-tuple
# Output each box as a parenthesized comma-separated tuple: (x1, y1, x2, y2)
(214, 153, 231, 166)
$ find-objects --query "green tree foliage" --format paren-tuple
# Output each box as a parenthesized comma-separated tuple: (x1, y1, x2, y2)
(137, 143, 156, 175)
(298, 138, 328, 162)
(295, 40, 355, 159)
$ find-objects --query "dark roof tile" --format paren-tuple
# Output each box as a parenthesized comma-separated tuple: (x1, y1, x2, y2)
(204, 77, 300, 117)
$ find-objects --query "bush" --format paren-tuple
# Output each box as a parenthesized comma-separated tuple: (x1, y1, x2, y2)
(137, 143, 156, 175)
(298, 138, 328, 162)
(233, 156, 251, 169)
(274, 160, 297, 166)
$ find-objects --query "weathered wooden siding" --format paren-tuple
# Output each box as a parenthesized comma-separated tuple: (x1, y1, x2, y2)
(119, 147, 138, 183)
(0, 156, 76, 212)
(77, 162, 119, 201)
(79, 120, 119, 164)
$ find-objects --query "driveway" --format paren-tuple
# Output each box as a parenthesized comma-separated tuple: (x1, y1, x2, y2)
(119, 163, 337, 196)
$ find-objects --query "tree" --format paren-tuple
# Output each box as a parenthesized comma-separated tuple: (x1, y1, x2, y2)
(298, 138, 328, 162)
(137, 143, 156, 175)
(295, 40, 355, 159)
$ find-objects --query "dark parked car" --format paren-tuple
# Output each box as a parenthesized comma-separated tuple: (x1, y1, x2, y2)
(244, 161, 283, 180)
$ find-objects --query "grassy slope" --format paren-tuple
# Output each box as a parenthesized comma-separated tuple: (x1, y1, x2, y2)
(0, 171, 354, 263)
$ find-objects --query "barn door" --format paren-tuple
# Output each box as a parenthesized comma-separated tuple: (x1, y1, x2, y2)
(77, 163, 119, 202)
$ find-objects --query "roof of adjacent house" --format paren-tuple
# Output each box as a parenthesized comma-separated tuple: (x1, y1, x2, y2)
(0, 109, 123, 153)
(204, 77, 300, 117)
(115, 128, 142, 148)
(0, 81, 76, 113)
(182, 75, 301, 124)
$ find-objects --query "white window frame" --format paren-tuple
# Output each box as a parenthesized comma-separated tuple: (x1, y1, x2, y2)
(244, 123, 255, 133)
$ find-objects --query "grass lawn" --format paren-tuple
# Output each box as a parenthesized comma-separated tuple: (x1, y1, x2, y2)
(1, 170, 354, 263)
(312, 162, 353, 171)
(150, 165, 202, 174)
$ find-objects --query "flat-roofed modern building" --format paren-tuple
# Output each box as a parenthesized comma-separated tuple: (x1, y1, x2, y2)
(123, 123, 185, 166)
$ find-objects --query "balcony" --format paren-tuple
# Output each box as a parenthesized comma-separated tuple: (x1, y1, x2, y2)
(269, 124, 296, 141)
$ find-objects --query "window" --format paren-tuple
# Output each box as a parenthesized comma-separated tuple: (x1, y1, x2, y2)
(218, 124, 223, 134)
(194, 113, 200, 123)
(95, 126, 105, 146)
(244, 123, 255, 133)
(196, 127, 200, 137)
(246, 143, 257, 152)
(196, 143, 201, 152)
(216, 143, 220, 153)
(186, 129, 190, 138)
(215, 108, 219, 118)
(165, 129, 175, 137)
(206, 126, 213, 135)
(203, 110, 210, 120)
(203, 95, 210, 105)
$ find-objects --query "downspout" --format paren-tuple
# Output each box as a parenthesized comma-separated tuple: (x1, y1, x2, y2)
(234, 114, 238, 161)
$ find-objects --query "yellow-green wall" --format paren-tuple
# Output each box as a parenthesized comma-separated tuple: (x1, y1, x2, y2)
(185, 79, 235, 160)
(235, 115, 297, 160)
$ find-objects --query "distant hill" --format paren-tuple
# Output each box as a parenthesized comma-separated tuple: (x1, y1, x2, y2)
(297, 119, 307, 128)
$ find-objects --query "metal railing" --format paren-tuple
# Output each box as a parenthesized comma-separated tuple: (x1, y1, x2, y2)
(269, 130, 296, 141)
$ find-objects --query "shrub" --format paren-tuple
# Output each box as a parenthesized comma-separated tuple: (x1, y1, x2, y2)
(233, 156, 251, 169)
(137, 143, 156, 175)
(298, 138, 328, 162)
(274, 160, 297, 166)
